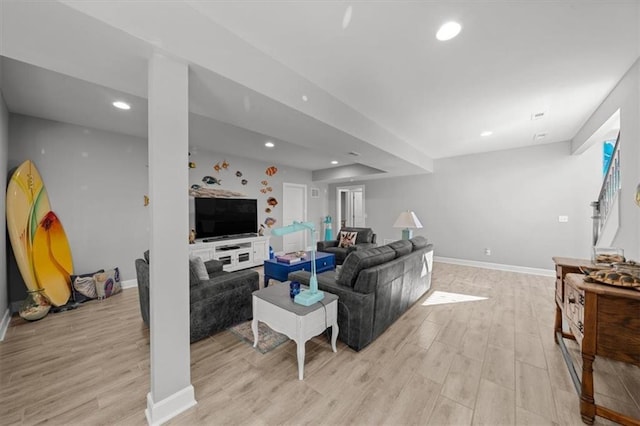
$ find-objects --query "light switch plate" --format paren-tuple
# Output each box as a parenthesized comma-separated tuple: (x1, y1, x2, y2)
(558, 215, 569, 223)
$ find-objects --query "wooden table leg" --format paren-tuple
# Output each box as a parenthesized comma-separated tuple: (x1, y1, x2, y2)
(580, 353, 596, 424)
(554, 303, 562, 344)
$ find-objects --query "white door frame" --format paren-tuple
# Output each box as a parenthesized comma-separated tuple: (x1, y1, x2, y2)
(336, 184, 365, 230)
(283, 182, 308, 251)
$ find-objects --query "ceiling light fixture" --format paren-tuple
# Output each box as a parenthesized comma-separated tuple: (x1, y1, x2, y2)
(480, 131, 493, 137)
(112, 101, 131, 110)
(265, 141, 275, 148)
(342, 5, 353, 29)
(302, 95, 308, 102)
(436, 21, 462, 41)
(331, 160, 339, 165)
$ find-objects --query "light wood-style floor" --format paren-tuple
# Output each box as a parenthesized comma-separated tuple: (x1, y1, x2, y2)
(1, 262, 639, 425)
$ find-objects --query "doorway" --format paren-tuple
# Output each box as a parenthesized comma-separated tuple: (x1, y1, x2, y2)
(337, 185, 365, 230)
(282, 182, 307, 252)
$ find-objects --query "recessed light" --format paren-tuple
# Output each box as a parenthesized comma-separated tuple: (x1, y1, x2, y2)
(112, 101, 131, 110)
(480, 131, 493, 137)
(436, 21, 462, 41)
(265, 141, 275, 148)
(331, 160, 339, 165)
(342, 5, 353, 29)
(302, 95, 308, 102)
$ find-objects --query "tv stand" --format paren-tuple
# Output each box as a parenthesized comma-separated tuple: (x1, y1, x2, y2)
(189, 235, 269, 272)
(202, 233, 258, 243)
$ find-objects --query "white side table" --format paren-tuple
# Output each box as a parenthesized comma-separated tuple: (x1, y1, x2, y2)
(252, 284, 339, 380)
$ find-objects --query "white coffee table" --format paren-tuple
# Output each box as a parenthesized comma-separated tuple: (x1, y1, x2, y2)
(252, 283, 339, 380)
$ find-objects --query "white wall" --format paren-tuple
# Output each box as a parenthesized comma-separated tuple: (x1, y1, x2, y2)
(331, 140, 602, 270)
(8, 114, 149, 305)
(572, 58, 640, 261)
(187, 150, 328, 252)
(7, 113, 329, 305)
(0, 85, 9, 332)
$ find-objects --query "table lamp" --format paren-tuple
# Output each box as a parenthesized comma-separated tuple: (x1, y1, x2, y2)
(393, 210, 423, 240)
(271, 221, 324, 306)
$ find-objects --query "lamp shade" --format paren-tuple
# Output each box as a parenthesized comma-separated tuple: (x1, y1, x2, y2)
(393, 211, 423, 229)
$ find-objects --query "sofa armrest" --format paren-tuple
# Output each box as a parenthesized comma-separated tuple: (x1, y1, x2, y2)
(205, 259, 224, 274)
(191, 269, 259, 301)
(318, 240, 339, 251)
(134, 259, 150, 326)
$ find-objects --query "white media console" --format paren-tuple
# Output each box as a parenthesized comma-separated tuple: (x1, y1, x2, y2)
(188, 234, 270, 272)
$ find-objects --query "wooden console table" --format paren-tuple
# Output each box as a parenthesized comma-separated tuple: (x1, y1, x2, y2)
(553, 257, 640, 426)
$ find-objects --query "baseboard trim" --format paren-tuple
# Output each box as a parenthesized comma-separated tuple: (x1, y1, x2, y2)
(0, 307, 11, 341)
(434, 256, 555, 277)
(121, 279, 138, 289)
(145, 385, 197, 426)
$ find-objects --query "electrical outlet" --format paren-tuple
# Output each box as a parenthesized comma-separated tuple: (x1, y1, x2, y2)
(558, 215, 569, 223)
(484, 248, 491, 256)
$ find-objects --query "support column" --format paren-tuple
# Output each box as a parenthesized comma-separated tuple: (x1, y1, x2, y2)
(146, 52, 195, 425)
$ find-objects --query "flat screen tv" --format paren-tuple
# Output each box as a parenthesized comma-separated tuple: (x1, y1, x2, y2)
(195, 198, 258, 239)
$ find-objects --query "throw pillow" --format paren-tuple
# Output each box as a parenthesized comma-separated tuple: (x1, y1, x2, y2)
(338, 231, 358, 248)
(189, 256, 209, 281)
(70, 269, 104, 303)
(94, 268, 122, 299)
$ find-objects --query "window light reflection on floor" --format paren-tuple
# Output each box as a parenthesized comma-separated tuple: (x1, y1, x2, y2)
(422, 290, 488, 306)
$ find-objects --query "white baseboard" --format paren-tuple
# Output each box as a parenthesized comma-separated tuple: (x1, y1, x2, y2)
(434, 256, 555, 277)
(0, 307, 11, 342)
(121, 279, 138, 289)
(145, 386, 197, 426)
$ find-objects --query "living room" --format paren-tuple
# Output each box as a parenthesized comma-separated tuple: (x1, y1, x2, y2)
(1, 1, 640, 425)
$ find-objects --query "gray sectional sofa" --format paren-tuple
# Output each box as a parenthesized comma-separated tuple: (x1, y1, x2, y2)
(135, 251, 259, 343)
(289, 237, 434, 351)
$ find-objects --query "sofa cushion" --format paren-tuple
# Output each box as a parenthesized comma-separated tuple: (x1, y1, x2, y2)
(189, 258, 203, 286)
(387, 240, 412, 258)
(205, 259, 224, 274)
(338, 245, 396, 288)
(409, 236, 429, 250)
(338, 231, 358, 248)
(190, 256, 209, 281)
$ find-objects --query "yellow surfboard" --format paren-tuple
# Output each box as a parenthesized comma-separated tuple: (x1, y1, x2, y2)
(32, 211, 73, 306)
(6, 160, 74, 306)
(6, 160, 52, 292)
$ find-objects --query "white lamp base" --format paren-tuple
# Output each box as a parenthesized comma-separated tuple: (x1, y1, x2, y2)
(402, 229, 413, 240)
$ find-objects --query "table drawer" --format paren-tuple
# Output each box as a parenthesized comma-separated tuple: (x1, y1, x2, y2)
(315, 256, 335, 272)
(564, 280, 585, 346)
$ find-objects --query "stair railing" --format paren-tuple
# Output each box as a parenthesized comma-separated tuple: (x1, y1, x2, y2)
(591, 132, 621, 245)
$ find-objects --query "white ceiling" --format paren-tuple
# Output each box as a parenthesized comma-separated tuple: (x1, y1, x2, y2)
(1, 1, 638, 182)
